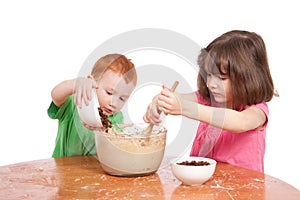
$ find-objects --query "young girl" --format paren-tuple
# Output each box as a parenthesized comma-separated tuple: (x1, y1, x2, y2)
(48, 54, 137, 158)
(144, 30, 277, 172)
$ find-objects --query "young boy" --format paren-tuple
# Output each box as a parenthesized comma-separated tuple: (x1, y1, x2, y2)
(48, 54, 137, 157)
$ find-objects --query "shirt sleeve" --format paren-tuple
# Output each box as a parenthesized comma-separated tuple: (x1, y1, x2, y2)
(109, 111, 124, 124)
(47, 101, 59, 119)
(47, 96, 73, 120)
(248, 102, 269, 129)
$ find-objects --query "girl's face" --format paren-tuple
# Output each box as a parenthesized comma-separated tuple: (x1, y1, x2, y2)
(96, 70, 135, 116)
(206, 71, 233, 108)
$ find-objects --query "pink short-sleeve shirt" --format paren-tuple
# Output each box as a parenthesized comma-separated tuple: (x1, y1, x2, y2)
(190, 91, 269, 172)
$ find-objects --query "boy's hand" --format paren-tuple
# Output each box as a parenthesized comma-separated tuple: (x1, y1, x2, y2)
(74, 75, 98, 108)
(82, 122, 96, 130)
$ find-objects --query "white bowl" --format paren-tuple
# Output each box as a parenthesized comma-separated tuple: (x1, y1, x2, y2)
(171, 156, 217, 186)
(77, 89, 102, 127)
(94, 123, 167, 176)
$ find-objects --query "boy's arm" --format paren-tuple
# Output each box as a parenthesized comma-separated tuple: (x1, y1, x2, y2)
(51, 76, 98, 108)
(51, 79, 76, 107)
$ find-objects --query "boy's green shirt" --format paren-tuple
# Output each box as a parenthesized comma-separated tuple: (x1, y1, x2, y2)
(48, 95, 123, 158)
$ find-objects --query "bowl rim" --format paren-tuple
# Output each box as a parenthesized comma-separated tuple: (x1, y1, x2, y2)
(171, 156, 217, 167)
(94, 123, 167, 138)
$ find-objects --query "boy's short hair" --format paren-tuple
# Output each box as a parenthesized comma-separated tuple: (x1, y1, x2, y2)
(91, 54, 137, 85)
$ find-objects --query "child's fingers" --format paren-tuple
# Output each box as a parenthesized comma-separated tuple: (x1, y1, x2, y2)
(88, 75, 99, 89)
(83, 87, 91, 105)
(83, 122, 95, 130)
(143, 114, 161, 124)
(143, 114, 150, 123)
(82, 77, 96, 106)
(158, 94, 173, 107)
(143, 103, 162, 125)
(75, 88, 83, 108)
(157, 100, 171, 114)
(92, 80, 99, 89)
(149, 116, 162, 125)
(81, 87, 90, 107)
(161, 87, 172, 97)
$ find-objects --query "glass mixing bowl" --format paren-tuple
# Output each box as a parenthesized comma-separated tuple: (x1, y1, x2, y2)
(94, 123, 167, 176)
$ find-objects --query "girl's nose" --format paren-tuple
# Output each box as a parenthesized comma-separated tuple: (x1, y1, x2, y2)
(207, 76, 218, 89)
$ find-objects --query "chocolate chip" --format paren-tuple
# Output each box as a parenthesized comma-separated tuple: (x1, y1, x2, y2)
(177, 160, 210, 166)
(98, 107, 112, 132)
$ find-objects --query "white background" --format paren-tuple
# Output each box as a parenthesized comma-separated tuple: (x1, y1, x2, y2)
(0, 0, 299, 190)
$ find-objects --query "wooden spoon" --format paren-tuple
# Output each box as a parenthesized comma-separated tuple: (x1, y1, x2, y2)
(142, 81, 179, 135)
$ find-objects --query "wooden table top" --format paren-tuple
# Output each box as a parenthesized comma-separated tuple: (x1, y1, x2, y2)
(0, 155, 299, 199)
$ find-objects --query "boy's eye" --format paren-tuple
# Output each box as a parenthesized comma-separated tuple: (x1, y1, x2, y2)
(106, 91, 112, 95)
(120, 97, 127, 102)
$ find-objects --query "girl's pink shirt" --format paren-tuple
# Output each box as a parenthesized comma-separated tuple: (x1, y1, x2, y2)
(190, 91, 269, 172)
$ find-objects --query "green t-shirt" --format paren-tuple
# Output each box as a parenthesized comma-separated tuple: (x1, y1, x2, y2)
(48, 95, 123, 158)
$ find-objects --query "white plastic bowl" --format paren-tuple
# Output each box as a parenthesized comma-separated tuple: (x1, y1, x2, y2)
(77, 89, 102, 127)
(171, 156, 217, 186)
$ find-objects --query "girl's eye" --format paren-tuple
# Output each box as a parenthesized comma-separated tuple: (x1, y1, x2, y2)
(218, 76, 227, 81)
(217, 75, 229, 81)
(206, 72, 212, 77)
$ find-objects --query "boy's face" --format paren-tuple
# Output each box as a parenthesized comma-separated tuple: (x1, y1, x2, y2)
(96, 70, 135, 116)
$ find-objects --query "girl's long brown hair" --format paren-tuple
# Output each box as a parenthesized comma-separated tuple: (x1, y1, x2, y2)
(197, 30, 275, 109)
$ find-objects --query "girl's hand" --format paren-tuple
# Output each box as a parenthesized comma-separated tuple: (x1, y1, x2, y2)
(143, 95, 162, 125)
(157, 85, 182, 115)
(74, 75, 98, 108)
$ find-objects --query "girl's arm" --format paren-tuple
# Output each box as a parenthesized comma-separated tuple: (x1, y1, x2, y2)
(158, 88, 266, 133)
(181, 100, 266, 133)
(143, 91, 197, 125)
